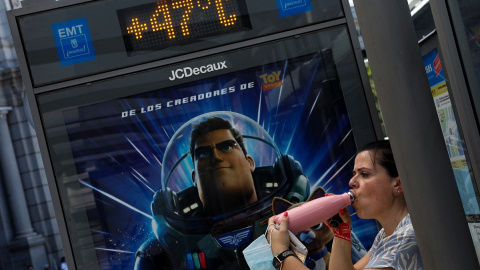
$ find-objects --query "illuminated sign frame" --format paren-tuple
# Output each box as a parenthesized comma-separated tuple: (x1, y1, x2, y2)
(6, 0, 379, 268)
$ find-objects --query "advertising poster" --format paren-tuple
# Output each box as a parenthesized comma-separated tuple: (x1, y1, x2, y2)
(423, 49, 480, 235)
(62, 51, 376, 269)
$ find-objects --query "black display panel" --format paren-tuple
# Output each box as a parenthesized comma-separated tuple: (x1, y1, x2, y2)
(117, 0, 251, 54)
(16, 0, 343, 86)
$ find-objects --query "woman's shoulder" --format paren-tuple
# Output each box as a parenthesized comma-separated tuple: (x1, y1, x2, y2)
(392, 215, 424, 269)
(368, 215, 423, 269)
(397, 214, 417, 238)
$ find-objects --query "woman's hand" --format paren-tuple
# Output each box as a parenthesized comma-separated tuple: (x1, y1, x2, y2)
(338, 207, 353, 228)
(267, 213, 291, 255)
(325, 193, 353, 227)
(329, 207, 353, 241)
(325, 193, 353, 241)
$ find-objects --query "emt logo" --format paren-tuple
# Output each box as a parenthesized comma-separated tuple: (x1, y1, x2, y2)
(52, 18, 96, 66)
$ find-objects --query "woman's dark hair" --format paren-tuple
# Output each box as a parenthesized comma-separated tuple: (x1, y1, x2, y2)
(358, 140, 398, 177)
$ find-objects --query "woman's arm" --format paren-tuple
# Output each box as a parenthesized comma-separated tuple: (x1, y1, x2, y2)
(329, 233, 356, 270)
(267, 214, 308, 270)
(330, 237, 370, 270)
(328, 207, 371, 270)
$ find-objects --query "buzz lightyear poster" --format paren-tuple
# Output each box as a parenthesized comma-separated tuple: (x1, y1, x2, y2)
(60, 49, 376, 269)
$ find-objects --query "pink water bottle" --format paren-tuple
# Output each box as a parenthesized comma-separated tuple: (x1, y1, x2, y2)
(273, 192, 356, 234)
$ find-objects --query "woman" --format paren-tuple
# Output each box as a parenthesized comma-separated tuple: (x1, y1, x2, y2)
(268, 140, 424, 270)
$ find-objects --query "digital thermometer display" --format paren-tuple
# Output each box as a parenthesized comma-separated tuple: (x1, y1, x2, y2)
(117, 0, 251, 54)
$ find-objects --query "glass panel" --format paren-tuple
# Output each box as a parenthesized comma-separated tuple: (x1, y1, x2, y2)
(450, 0, 480, 128)
(445, 0, 480, 261)
(38, 26, 377, 269)
(422, 47, 480, 260)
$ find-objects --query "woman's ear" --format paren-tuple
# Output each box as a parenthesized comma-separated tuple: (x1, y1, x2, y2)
(392, 176, 403, 195)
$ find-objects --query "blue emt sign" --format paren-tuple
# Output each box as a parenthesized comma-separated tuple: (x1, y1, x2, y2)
(52, 18, 96, 66)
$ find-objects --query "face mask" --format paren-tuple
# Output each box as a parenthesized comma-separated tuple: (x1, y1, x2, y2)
(243, 225, 307, 269)
(242, 228, 276, 270)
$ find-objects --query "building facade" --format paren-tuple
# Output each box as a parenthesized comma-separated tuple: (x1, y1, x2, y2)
(0, 0, 64, 269)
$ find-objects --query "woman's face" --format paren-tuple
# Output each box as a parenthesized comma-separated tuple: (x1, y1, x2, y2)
(348, 150, 399, 219)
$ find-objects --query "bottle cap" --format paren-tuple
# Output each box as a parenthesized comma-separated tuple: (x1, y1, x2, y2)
(347, 192, 356, 203)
